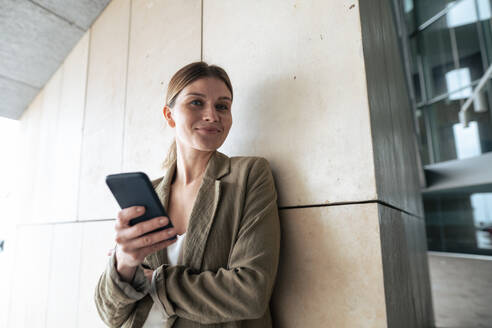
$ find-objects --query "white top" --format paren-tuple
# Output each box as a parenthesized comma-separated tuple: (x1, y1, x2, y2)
(142, 233, 186, 328)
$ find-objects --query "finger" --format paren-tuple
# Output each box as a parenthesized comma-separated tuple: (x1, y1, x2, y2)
(116, 216, 170, 243)
(115, 206, 145, 229)
(120, 226, 176, 252)
(139, 237, 177, 258)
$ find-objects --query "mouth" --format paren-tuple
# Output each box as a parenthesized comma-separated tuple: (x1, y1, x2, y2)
(195, 127, 222, 133)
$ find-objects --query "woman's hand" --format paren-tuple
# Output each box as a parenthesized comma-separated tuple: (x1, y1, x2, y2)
(114, 205, 176, 282)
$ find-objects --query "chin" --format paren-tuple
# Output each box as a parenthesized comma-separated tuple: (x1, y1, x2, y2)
(198, 141, 226, 152)
(193, 137, 226, 152)
(196, 144, 221, 152)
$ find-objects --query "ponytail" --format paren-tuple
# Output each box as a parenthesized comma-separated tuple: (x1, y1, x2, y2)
(161, 138, 177, 169)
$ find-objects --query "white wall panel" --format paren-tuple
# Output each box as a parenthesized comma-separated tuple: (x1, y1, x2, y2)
(204, 0, 376, 207)
(8, 225, 53, 328)
(78, 0, 130, 220)
(51, 32, 90, 221)
(272, 203, 387, 327)
(33, 67, 63, 222)
(18, 91, 44, 223)
(45, 223, 83, 327)
(122, 0, 201, 180)
(0, 225, 16, 328)
(77, 220, 115, 327)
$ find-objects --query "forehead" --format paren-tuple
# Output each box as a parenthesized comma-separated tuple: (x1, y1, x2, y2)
(181, 77, 231, 98)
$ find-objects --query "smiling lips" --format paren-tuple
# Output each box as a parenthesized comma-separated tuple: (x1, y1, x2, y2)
(195, 126, 222, 133)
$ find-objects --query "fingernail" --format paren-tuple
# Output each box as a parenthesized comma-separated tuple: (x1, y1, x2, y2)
(159, 218, 167, 225)
(136, 206, 143, 212)
(167, 229, 174, 235)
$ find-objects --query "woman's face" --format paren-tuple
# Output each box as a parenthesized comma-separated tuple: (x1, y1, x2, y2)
(165, 77, 233, 153)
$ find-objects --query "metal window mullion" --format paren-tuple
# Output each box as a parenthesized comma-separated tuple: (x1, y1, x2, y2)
(418, 54, 428, 104)
(475, 0, 492, 123)
(451, 22, 463, 133)
(419, 79, 482, 107)
(449, 26, 460, 70)
(438, 196, 447, 251)
(422, 31, 435, 100)
(423, 106, 436, 164)
(415, 0, 469, 34)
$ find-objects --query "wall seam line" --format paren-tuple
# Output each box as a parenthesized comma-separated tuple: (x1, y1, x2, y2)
(43, 225, 55, 328)
(280, 200, 422, 218)
(121, 0, 133, 172)
(74, 224, 84, 328)
(75, 30, 92, 222)
(200, 0, 204, 60)
(6, 227, 22, 328)
(17, 200, 424, 227)
(50, 64, 64, 223)
(17, 218, 116, 227)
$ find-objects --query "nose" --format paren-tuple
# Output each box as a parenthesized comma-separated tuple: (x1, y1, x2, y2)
(203, 103, 219, 122)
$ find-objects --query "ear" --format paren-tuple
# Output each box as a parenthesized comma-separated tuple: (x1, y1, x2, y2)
(163, 105, 175, 128)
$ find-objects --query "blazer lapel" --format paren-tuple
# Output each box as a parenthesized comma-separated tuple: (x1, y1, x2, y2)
(183, 151, 230, 270)
(153, 151, 230, 270)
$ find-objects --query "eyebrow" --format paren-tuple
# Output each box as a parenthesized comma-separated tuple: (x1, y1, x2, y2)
(184, 92, 232, 101)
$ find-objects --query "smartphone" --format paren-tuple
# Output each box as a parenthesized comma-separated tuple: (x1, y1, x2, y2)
(105, 172, 174, 238)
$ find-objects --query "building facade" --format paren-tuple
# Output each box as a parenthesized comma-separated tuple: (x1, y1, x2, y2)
(2, 0, 436, 327)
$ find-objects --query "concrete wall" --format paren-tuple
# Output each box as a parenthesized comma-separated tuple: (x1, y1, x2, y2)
(6, 0, 433, 327)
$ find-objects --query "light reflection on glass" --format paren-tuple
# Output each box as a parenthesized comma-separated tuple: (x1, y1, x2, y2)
(446, 68, 472, 100)
(404, 0, 414, 13)
(471, 193, 492, 249)
(446, 0, 492, 28)
(452, 121, 482, 159)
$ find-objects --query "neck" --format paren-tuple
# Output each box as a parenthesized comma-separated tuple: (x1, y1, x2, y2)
(174, 141, 214, 186)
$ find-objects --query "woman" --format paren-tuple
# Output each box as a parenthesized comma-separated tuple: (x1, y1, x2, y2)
(95, 62, 280, 328)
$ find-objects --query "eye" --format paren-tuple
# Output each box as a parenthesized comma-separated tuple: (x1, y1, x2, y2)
(215, 103, 229, 111)
(190, 99, 203, 106)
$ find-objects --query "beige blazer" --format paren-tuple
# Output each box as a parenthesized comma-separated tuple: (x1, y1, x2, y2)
(95, 151, 281, 328)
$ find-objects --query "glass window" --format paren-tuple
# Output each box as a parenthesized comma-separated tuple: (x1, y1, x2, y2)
(419, 15, 455, 98)
(478, 1, 492, 66)
(471, 193, 492, 249)
(421, 87, 492, 163)
(415, 0, 491, 28)
(416, 109, 431, 164)
(453, 0, 487, 81)
(446, 0, 489, 28)
(415, 0, 454, 27)
(445, 68, 473, 100)
(453, 121, 482, 158)
(424, 189, 492, 255)
(410, 36, 424, 103)
(404, 0, 417, 33)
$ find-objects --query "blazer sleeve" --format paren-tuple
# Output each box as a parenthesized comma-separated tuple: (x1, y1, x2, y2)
(153, 157, 281, 324)
(94, 250, 151, 327)
(93, 176, 164, 327)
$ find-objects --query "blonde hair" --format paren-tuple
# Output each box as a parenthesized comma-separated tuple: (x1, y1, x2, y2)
(161, 62, 233, 169)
